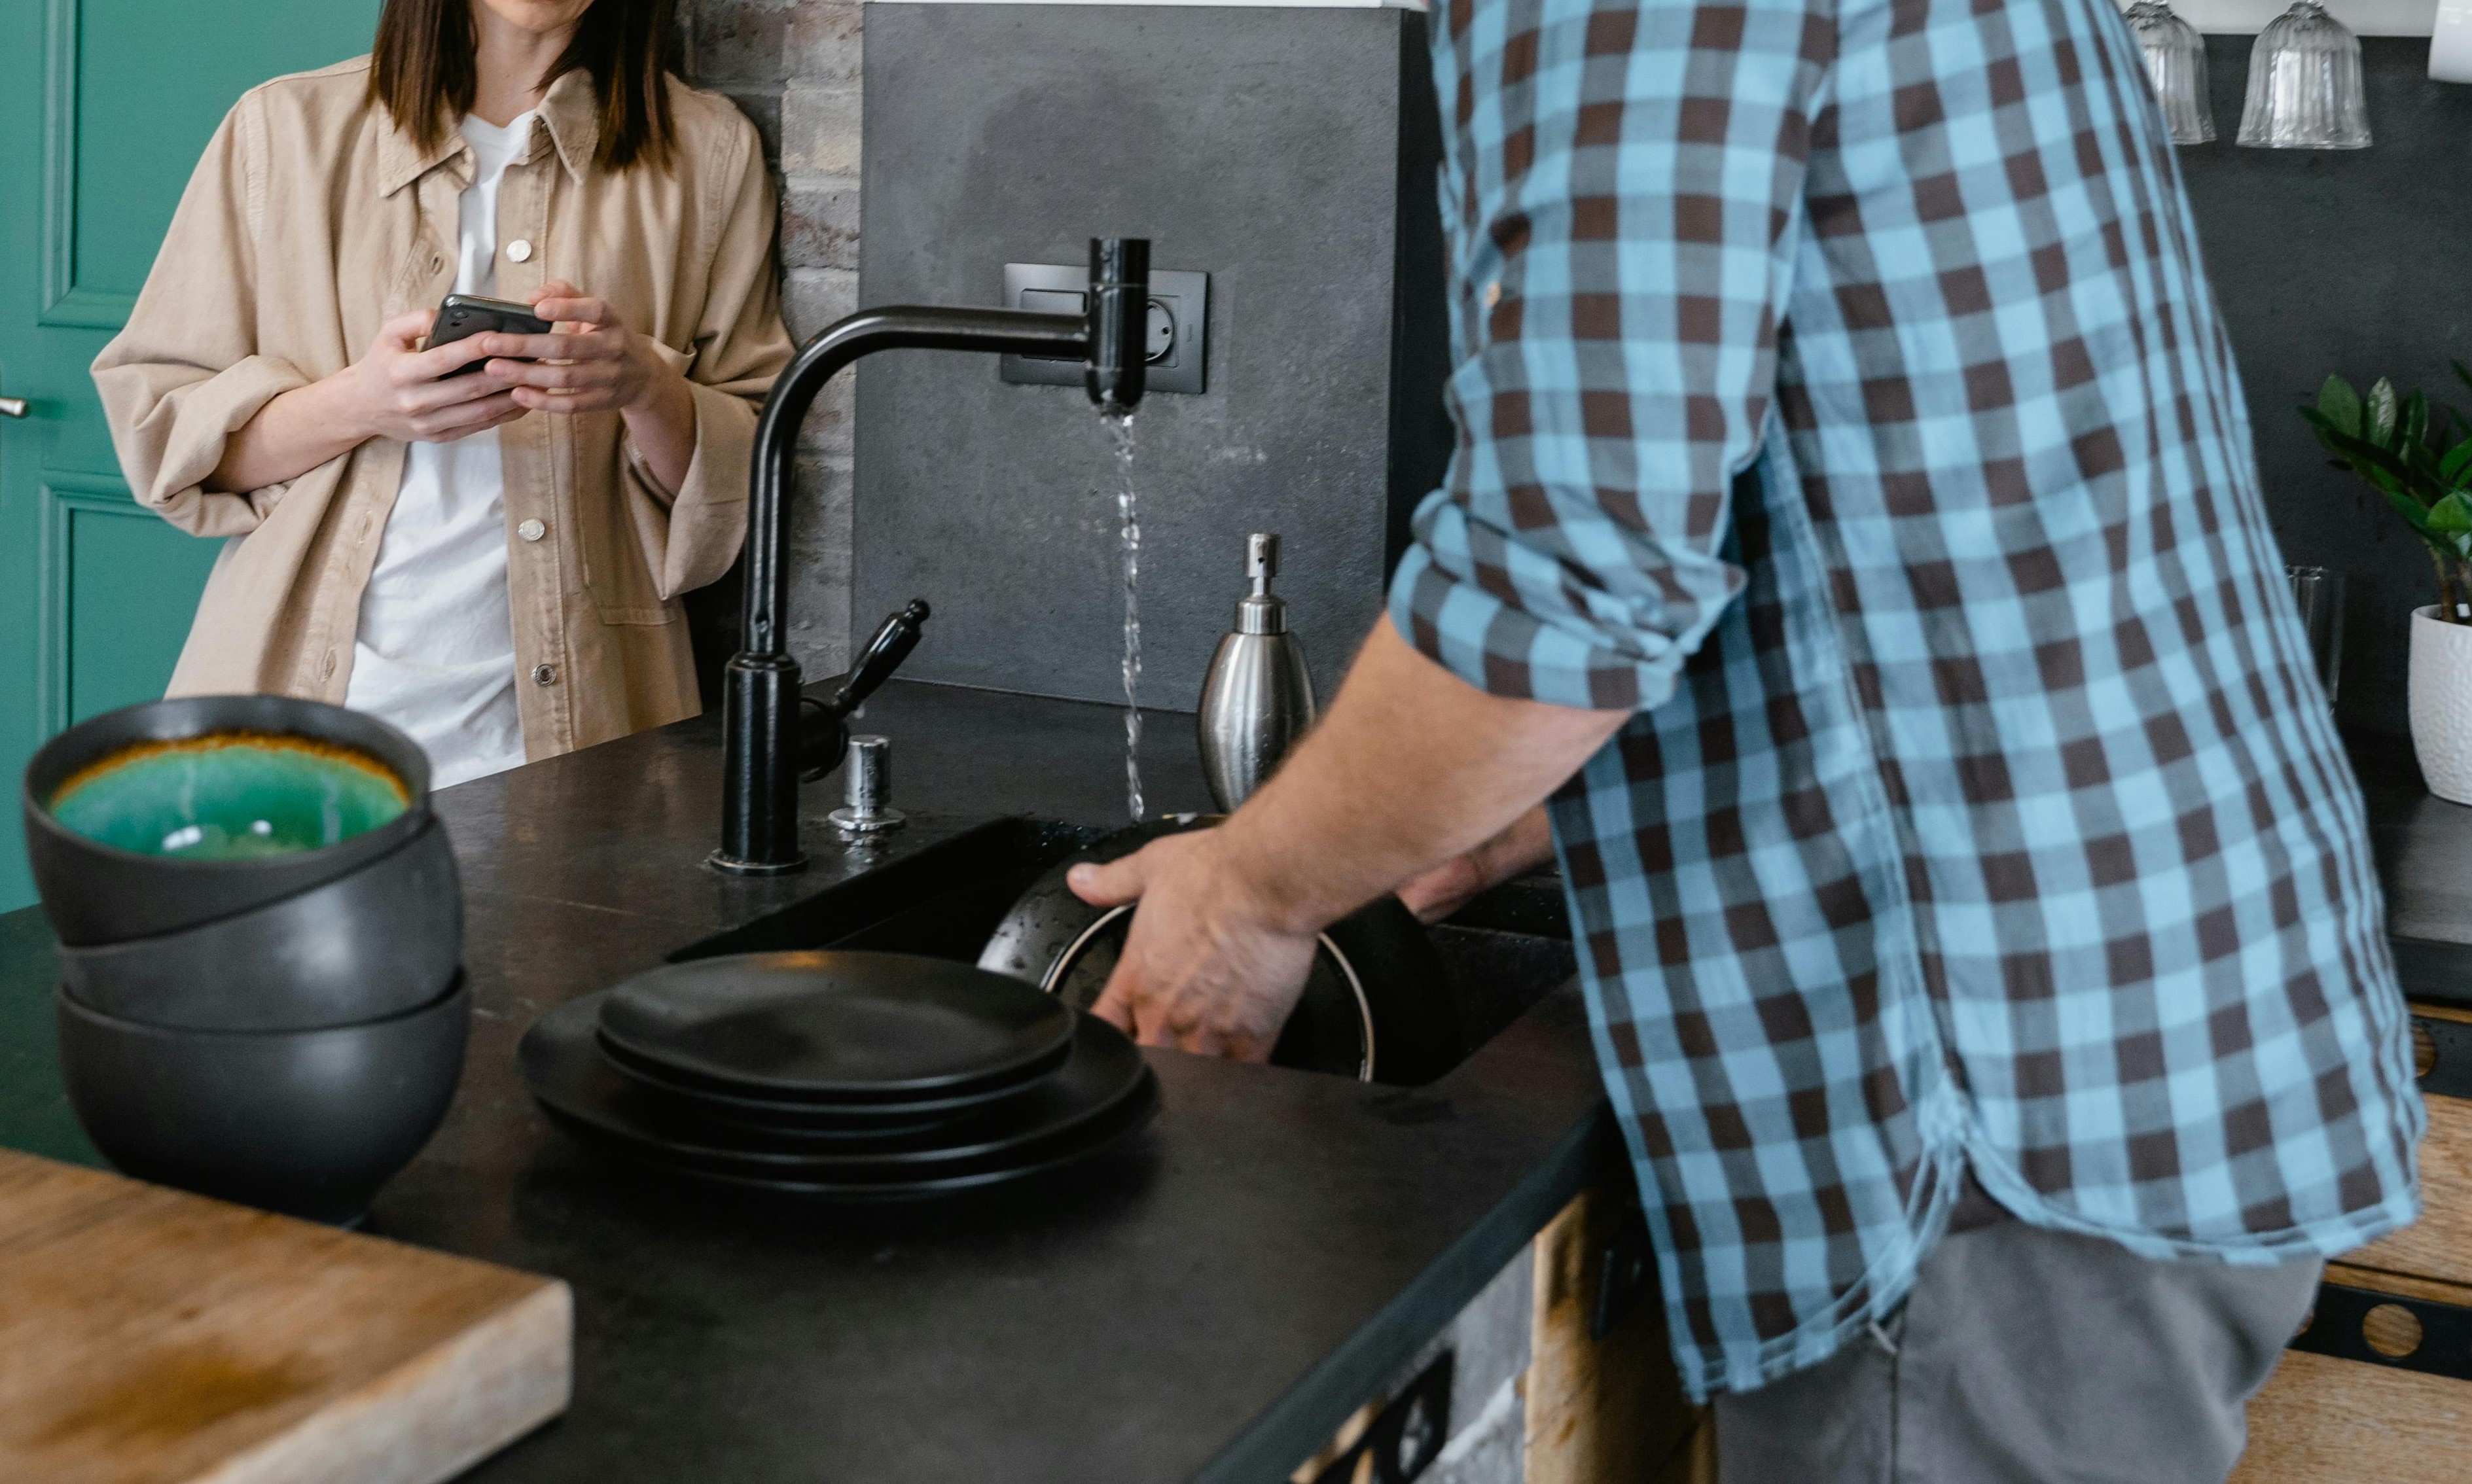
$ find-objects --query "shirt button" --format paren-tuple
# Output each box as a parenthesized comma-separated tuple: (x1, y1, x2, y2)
(507, 239, 534, 263)
(518, 518, 546, 542)
(532, 663, 558, 686)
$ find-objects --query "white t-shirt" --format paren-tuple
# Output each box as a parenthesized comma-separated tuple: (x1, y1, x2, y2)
(344, 111, 537, 788)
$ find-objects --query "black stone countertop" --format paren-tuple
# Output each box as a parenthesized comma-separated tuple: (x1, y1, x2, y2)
(2349, 732, 2472, 1008)
(0, 682, 1615, 1484)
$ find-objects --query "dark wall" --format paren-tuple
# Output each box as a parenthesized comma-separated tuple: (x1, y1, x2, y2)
(2181, 37, 2472, 739)
(855, 5, 1445, 709)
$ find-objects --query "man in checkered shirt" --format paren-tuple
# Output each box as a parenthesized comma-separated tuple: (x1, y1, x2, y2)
(1073, 0, 2425, 1473)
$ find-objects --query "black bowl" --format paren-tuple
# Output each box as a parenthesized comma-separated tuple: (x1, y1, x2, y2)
(56, 974, 471, 1225)
(56, 813, 461, 1031)
(23, 695, 433, 947)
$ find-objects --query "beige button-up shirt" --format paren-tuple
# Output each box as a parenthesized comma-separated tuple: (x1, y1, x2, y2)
(92, 59, 792, 760)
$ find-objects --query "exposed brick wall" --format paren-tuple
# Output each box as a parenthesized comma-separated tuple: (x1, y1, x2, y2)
(682, 0, 861, 671)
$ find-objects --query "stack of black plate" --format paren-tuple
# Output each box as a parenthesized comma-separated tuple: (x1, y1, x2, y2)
(518, 950, 1157, 1199)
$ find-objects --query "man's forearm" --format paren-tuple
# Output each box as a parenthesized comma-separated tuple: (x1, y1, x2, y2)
(1215, 617, 1630, 935)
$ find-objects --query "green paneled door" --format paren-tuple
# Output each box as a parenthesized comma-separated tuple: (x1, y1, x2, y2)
(0, 0, 384, 911)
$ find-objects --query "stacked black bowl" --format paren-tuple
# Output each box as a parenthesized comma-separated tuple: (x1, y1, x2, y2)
(520, 950, 1158, 1199)
(23, 696, 469, 1226)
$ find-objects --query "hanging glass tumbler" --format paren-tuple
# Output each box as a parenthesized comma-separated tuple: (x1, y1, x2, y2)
(2126, 2, 2215, 145)
(2238, 0, 2371, 149)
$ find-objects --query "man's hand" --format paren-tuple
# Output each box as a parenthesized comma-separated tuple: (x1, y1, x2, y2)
(1395, 806, 1556, 923)
(1062, 620, 1629, 1066)
(1067, 830, 1319, 1061)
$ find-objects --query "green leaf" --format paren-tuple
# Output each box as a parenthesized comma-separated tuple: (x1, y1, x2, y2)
(2318, 375, 2363, 438)
(2369, 378, 2401, 445)
(2442, 438, 2472, 486)
(2311, 417, 2426, 501)
(2407, 390, 2431, 452)
(2429, 489, 2472, 536)
(2383, 484, 2439, 537)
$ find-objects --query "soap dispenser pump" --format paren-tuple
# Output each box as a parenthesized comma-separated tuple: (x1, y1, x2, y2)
(1197, 533, 1316, 811)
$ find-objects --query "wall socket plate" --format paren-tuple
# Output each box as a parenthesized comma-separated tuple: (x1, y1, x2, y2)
(998, 263, 1209, 395)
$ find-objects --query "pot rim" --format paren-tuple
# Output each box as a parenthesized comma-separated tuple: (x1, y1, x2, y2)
(22, 694, 433, 874)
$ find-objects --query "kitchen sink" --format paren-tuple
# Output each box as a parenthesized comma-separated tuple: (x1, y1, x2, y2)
(669, 817, 1577, 1086)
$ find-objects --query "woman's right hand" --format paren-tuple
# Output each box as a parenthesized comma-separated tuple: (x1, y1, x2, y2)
(330, 310, 528, 444)
(207, 311, 530, 493)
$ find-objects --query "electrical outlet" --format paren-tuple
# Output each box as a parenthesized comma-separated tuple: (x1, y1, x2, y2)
(999, 262, 1209, 395)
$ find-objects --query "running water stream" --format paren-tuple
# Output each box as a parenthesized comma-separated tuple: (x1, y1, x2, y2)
(1104, 410, 1143, 822)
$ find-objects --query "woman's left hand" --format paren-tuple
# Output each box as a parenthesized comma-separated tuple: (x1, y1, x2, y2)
(476, 281, 682, 416)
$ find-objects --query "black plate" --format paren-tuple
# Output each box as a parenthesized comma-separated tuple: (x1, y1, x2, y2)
(595, 1031, 1036, 1137)
(525, 990, 1152, 1180)
(586, 1076, 1160, 1201)
(598, 950, 1077, 1101)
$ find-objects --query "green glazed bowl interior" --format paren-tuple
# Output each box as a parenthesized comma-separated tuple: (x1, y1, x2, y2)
(46, 732, 410, 861)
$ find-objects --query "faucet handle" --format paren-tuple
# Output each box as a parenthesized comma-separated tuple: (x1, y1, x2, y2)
(829, 598, 933, 716)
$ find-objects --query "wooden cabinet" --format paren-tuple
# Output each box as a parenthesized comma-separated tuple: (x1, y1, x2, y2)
(2235, 1002, 2472, 1483)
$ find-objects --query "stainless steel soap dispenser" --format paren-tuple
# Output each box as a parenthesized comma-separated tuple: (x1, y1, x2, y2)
(1197, 533, 1316, 811)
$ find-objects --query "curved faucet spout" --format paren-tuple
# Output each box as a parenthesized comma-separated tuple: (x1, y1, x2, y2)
(745, 307, 1084, 661)
(714, 235, 1151, 875)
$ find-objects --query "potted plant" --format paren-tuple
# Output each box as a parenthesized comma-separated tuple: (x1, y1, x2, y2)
(2303, 370, 2472, 802)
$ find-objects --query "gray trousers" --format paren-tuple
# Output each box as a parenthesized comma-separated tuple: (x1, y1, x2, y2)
(1713, 1189, 2321, 1483)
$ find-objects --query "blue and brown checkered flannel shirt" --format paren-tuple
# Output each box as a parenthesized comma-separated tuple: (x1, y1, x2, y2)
(1389, 0, 2425, 1397)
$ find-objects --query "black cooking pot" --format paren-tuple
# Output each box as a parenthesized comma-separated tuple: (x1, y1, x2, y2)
(56, 974, 470, 1225)
(22, 695, 433, 947)
(977, 817, 1460, 1084)
(55, 812, 461, 1032)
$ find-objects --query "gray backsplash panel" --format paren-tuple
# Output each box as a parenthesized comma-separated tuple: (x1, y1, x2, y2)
(2181, 37, 2472, 741)
(854, 4, 1446, 709)
(850, 15, 2446, 739)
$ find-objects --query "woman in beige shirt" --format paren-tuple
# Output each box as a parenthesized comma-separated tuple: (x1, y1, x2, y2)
(92, 0, 791, 781)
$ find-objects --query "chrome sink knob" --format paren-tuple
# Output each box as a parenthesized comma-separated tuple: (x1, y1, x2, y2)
(829, 735, 905, 835)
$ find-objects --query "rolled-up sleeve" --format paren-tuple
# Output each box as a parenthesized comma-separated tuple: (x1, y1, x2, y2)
(622, 110, 795, 600)
(1388, 0, 1829, 712)
(91, 92, 312, 539)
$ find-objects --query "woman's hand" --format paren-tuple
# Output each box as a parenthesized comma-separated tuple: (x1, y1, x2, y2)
(1393, 806, 1556, 923)
(476, 281, 696, 490)
(206, 310, 520, 491)
(336, 309, 529, 443)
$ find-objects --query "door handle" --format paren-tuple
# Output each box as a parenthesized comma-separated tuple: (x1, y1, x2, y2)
(0, 397, 26, 419)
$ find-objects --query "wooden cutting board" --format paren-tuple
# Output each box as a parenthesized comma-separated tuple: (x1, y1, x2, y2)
(0, 1149, 571, 1484)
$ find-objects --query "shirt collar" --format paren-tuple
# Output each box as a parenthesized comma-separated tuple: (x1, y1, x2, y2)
(375, 67, 601, 197)
(533, 67, 601, 181)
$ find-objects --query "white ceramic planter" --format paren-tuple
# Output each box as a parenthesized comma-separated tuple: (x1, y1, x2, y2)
(2410, 605, 2472, 804)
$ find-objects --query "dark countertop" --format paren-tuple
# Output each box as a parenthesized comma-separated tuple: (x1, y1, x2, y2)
(2349, 732, 2472, 1007)
(1, 696, 2462, 1483)
(0, 682, 1614, 1484)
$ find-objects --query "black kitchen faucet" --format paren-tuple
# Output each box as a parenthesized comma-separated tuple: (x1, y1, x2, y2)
(711, 238, 1152, 874)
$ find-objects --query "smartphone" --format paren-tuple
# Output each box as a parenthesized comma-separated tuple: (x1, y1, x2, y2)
(428, 294, 552, 377)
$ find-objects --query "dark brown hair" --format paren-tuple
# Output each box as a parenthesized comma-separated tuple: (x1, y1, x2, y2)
(370, 0, 679, 172)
